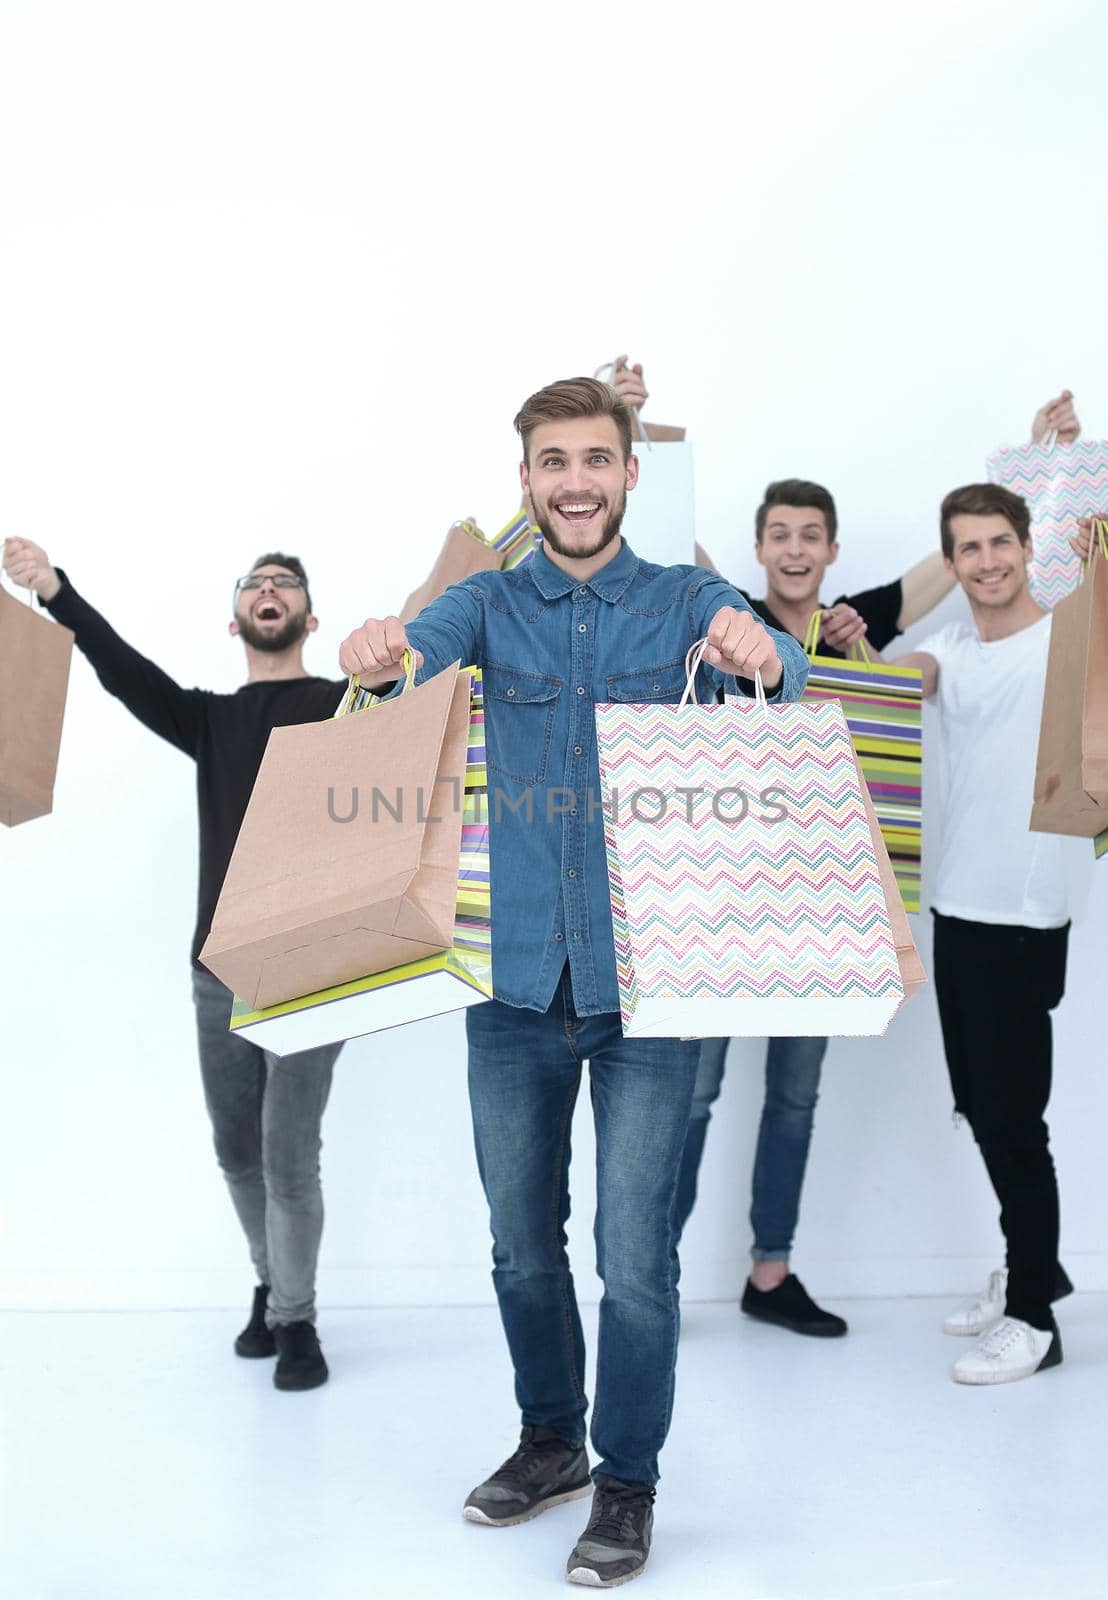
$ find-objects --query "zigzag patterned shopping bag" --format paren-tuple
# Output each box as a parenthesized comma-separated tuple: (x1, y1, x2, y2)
(987, 437, 1108, 609)
(800, 615, 923, 913)
(595, 644, 906, 1039)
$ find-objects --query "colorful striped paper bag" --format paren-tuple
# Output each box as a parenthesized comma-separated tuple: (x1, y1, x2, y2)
(801, 618, 923, 913)
(228, 668, 491, 1055)
(490, 505, 540, 568)
(987, 438, 1108, 609)
(595, 665, 905, 1040)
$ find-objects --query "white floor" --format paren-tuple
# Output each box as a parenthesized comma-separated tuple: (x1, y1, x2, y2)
(4, 1296, 1108, 1600)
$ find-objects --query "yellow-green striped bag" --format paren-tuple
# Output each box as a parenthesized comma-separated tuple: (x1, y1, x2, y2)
(801, 613, 923, 912)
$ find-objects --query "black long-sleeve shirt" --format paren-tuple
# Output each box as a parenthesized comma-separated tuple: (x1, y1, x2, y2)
(45, 573, 349, 967)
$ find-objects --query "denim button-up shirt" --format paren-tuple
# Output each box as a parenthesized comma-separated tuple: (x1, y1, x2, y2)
(404, 540, 809, 1016)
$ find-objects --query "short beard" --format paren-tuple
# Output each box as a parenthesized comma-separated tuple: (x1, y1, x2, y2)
(236, 610, 309, 653)
(535, 493, 626, 560)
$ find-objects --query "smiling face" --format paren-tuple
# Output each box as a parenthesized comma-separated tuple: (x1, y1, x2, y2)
(230, 563, 316, 653)
(945, 513, 1032, 610)
(520, 415, 639, 561)
(755, 504, 839, 607)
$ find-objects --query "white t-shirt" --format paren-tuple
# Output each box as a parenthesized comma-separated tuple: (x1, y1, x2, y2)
(917, 614, 1069, 929)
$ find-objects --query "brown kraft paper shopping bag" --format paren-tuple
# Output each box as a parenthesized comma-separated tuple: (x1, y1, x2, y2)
(852, 747, 926, 1004)
(400, 520, 502, 623)
(0, 585, 75, 827)
(1030, 530, 1108, 837)
(200, 659, 471, 1009)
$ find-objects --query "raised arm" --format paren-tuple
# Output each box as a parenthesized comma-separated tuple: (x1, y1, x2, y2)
(895, 650, 939, 699)
(3, 537, 205, 756)
(898, 550, 956, 630)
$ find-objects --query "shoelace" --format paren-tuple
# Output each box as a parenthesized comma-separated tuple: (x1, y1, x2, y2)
(587, 1481, 655, 1542)
(489, 1437, 568, 1487)
(976, 1318, 1028, 1358)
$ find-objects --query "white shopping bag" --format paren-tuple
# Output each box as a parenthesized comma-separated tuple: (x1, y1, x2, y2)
(594, 360, 696, 567)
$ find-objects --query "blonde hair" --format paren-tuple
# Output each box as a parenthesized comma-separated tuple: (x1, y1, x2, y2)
(513, 376, 633, 464)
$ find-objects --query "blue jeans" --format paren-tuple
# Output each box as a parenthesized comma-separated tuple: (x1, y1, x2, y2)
(192, 967, 341, 1326)
(465, 967, 700, 1486)
(674, 1035, 828, 1259)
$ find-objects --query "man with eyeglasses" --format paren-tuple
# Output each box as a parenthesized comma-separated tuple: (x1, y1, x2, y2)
(2, 538, 351, 1392)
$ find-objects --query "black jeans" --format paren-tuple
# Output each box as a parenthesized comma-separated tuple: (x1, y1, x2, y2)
(932, 912, 1070, 1332)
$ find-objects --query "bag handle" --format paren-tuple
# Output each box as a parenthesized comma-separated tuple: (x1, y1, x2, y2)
(804, 606, 873, 664)
(593, 360, 652, 453)
(1083, 518, 1108, 578)
(335, 649, 418, 718)
(680, 637, 767, 711)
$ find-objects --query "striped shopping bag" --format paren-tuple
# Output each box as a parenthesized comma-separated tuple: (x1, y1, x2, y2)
(489, 504, 540, 568)
(800, 613, 923, 913)
(226, 666, 492, 1054)
(988, 436, 1108, 609)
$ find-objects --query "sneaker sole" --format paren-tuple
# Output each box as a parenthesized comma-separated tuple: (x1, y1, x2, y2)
(273, 1367, 329, 1392)
(952, 1340, 1063, 1386)
(464, 1484, 592, 1528)
(567, 1558, 649, 1588)
(741, 1307, 847, 1338)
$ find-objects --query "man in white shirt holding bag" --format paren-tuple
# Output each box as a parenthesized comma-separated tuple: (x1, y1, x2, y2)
(899, 469, 1088, 1384)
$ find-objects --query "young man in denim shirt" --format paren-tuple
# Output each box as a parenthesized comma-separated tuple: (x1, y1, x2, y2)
(339, 376, 807, 1588)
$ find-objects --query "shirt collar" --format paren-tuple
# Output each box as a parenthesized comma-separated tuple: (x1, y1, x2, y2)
(525, 538, 640, 603)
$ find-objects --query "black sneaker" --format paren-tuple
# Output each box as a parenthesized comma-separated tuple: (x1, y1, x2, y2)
(272, 1320, 329, 1390)
(463, 1425, 591, 1527)
(234, 1284, 276, 1359)
(566, 1475, 655, 1588)
(741, 1273, 848, 1337)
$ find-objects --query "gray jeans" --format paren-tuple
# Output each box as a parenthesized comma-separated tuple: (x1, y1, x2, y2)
(192, 966, 341, 1326)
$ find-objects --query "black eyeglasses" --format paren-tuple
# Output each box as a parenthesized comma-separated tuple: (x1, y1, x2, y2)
(234, 573, 305, 593)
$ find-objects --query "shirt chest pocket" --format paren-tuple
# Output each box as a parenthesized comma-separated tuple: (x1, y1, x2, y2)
(603, 657, 690, 705)
(483, 664, 563, 786)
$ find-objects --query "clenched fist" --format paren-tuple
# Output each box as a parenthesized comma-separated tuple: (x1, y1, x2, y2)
(338, 614, 423, 686)
(3, 537, 61, 603)
(818, 602, 868, 653)
(702, 606, 783, 689)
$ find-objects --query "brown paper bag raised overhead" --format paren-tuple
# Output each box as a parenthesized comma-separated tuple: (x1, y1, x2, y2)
(200, 660, 471, 1011)
(1030, 533, 1108, 838)
(0, 586, 74, 827)
(400, 521, 503, 624)
(852, 747, 927, 1004)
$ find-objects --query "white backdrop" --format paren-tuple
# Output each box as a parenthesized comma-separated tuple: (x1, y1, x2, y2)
(2, 0, 1107, 1313)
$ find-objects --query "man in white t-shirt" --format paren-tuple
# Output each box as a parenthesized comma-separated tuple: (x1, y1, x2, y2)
(899, 482, 1077, 1385)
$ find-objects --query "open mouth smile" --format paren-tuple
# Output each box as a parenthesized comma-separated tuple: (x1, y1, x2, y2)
(254, 601, 285, 622)
(553, 500, 603, 527)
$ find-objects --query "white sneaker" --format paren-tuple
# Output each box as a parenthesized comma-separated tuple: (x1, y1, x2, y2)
(951, 1316, 1062, 1386)
(942, 1269, 1007, 1336)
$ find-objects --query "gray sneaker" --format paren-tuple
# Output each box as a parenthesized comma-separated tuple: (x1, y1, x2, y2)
(566, 1474, 655, 1588)
(463, 1425, 591, 1527)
